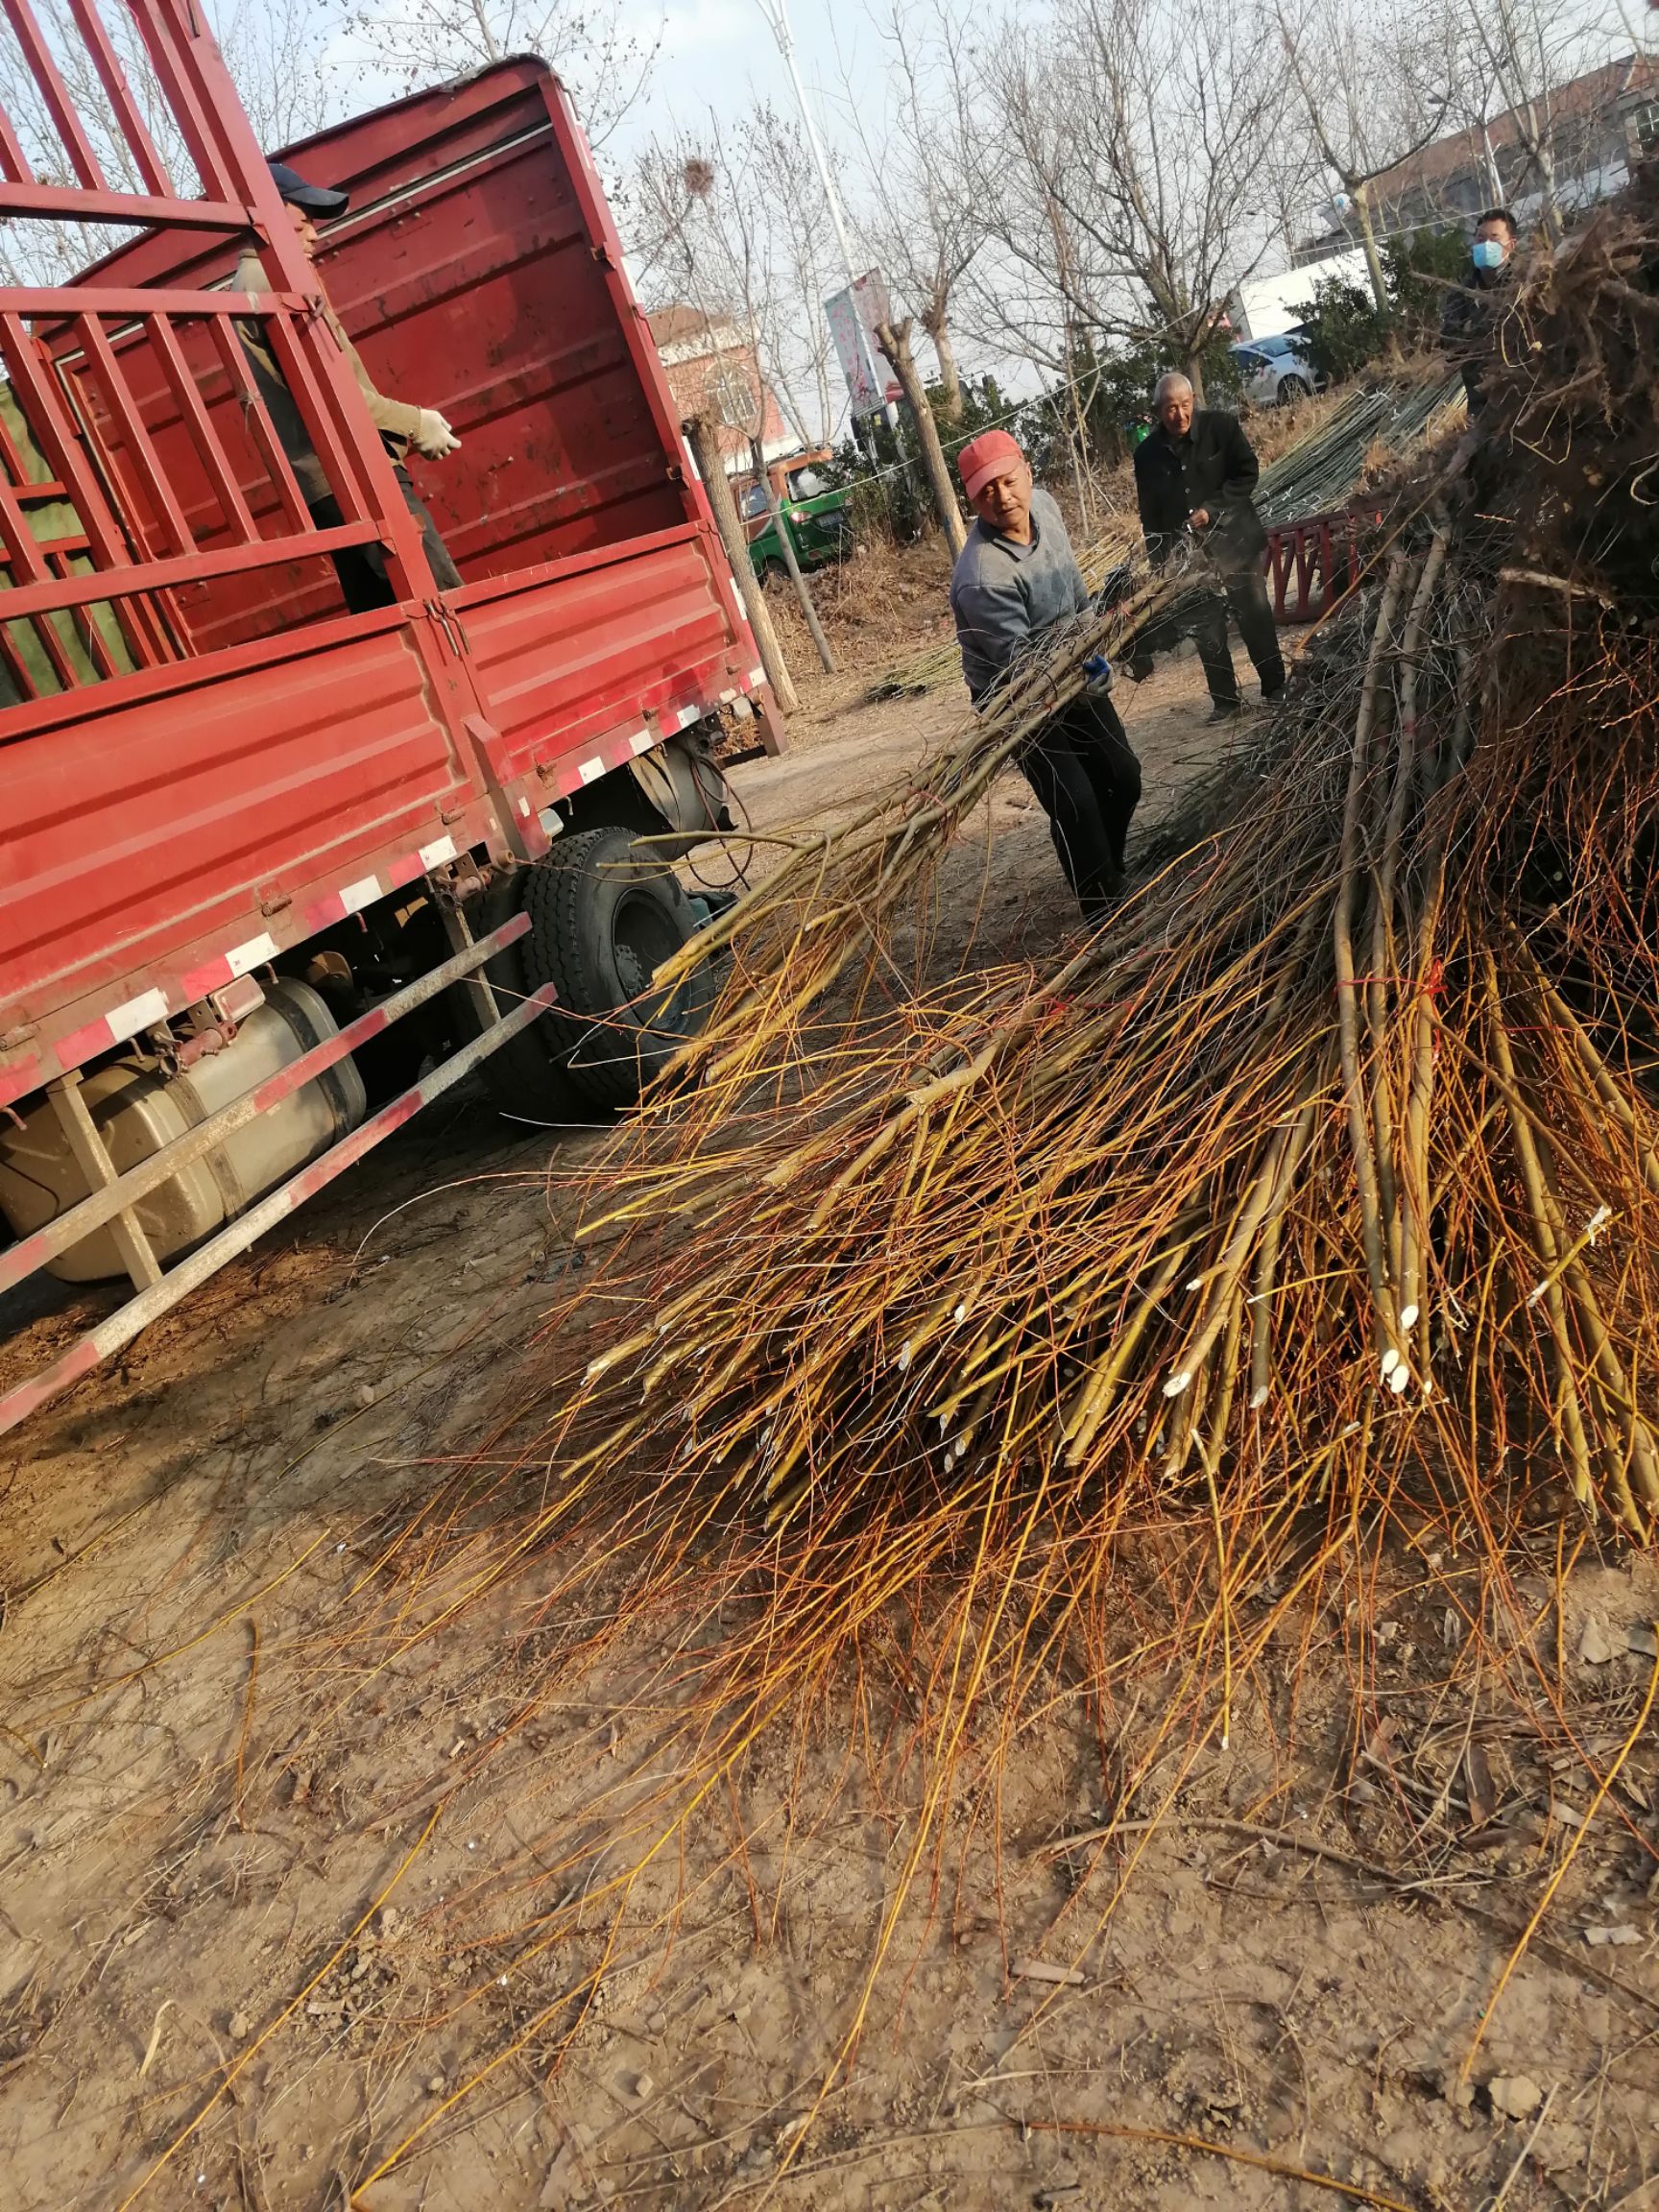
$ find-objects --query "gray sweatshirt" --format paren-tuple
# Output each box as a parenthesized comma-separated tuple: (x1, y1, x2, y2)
(949, 487, 1091, 704)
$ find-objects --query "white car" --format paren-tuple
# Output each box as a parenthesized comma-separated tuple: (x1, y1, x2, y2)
(1230, 331, 1319, 407)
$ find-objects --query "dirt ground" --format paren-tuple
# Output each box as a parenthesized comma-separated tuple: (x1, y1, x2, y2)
(5, 623, 1659, 2212)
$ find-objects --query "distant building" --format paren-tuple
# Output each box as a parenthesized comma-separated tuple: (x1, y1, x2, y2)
(646, 304, 794, 473)
(1293, 51, 1659, 266)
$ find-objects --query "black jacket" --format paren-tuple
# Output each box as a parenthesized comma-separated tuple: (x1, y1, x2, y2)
(1439, 262, 1512, 411)
(1134, 409, 1266, 573)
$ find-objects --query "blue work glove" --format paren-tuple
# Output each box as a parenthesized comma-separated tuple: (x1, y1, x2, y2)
(1082, 653, 1114, 694)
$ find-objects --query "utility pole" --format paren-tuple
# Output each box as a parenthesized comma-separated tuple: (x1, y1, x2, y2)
(754, 0, 861, 295)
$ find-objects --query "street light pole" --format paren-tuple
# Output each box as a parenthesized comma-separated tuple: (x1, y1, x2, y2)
(754, 0, 893, 456)
(754, 0, 861, 294)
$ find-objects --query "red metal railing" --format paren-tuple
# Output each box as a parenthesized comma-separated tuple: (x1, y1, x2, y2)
(1264, 510, 1364, 624)
(0, 0, 446, 701)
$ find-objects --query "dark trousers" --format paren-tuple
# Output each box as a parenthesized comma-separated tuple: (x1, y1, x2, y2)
(309, 465, 462, 613)
(1019, 692, 1142, 919)
(1193, 564, 1285, 707)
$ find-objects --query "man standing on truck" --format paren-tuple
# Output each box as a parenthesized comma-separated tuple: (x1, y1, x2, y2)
(949, 428, 1141, 922)
(1133, 373, 1285, 725)
(235, 163, 465, 612)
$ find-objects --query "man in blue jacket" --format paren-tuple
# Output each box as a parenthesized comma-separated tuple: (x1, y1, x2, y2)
(1134, 373, 1285, 723)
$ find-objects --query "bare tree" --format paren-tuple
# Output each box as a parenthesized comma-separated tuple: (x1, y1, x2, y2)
(966, 0, 1295, 405)
(344, 0, 659, 151)
(1443, 0, 1627, 242)
(844, 1, 983, 423)
(218, 0, 346, 149)
(872, 309, 967, 556)
(1278, 0, 1453, 322)
(736, 108, 846, 451)
(634, 129, 829, 690)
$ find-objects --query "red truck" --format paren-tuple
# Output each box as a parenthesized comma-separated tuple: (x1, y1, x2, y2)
(0, 4, 778, 1431)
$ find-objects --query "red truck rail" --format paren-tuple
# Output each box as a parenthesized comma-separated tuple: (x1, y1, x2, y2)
(0, 5, 775, 1431)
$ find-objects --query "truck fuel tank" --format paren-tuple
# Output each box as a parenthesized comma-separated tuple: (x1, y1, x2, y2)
(0, 979, 366, 1283)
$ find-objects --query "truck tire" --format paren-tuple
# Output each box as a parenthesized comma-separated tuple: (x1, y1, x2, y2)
(520, 827, 717, 1110)
(448, 875, 592, 1126)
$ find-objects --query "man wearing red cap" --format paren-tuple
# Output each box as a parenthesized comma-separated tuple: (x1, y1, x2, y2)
(949, 429, 1140, 919)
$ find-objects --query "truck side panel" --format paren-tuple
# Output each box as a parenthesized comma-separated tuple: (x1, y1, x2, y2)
(3, 614, 470, 1021)
(2, 46, 765, 1112)
(453, 529, 752, 781)
(74, 64, 714, 656)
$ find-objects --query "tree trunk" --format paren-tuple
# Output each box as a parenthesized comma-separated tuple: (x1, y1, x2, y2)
(1524, 120, 1562, 243)
(684, 413, 799, 716)
(751, 436, 835, 677)
(1350, 183, 1402, 366)
(1352, 185, 1391, 321)
(1179, 341, 1208, 409)
(876, 316, 966, 560)
(923, 303, 964, 425)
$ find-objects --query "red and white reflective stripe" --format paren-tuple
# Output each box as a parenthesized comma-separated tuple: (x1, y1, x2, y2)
(542, 689, 746, 805)
(54, 976, 175, 1070)
(6, 827, 485, 1107)
(0, 1052, 42, 1110)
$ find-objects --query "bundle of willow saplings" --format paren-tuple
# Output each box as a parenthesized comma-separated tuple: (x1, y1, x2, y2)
(523, 185, 1659, 1564)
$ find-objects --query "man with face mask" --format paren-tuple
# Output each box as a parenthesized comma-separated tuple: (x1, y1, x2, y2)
(1440, 208, 1519, 413)
(949, 428, 1142, 921)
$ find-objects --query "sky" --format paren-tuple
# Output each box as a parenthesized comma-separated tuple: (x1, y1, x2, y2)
(605, 0, 884, 171)
(323, 0, 887, 176)
(600, 0, 1046, 428)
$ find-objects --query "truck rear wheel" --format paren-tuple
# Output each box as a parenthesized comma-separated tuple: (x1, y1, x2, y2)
(447, 876, 591, 1125)
(521, 827, 717, 1110)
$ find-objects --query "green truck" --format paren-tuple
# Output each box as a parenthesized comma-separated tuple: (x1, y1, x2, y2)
(736, 449, 853, 582)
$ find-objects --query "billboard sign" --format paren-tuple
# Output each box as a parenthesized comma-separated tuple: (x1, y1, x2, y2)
(826, 267, 902, 418)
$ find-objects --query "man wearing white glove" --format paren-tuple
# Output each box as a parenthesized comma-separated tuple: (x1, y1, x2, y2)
(235, 162, 464, 611)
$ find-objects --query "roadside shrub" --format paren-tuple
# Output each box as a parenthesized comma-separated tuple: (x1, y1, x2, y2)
(1293, 273, 1385, 384)
(1382, 225, 1472, 349)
